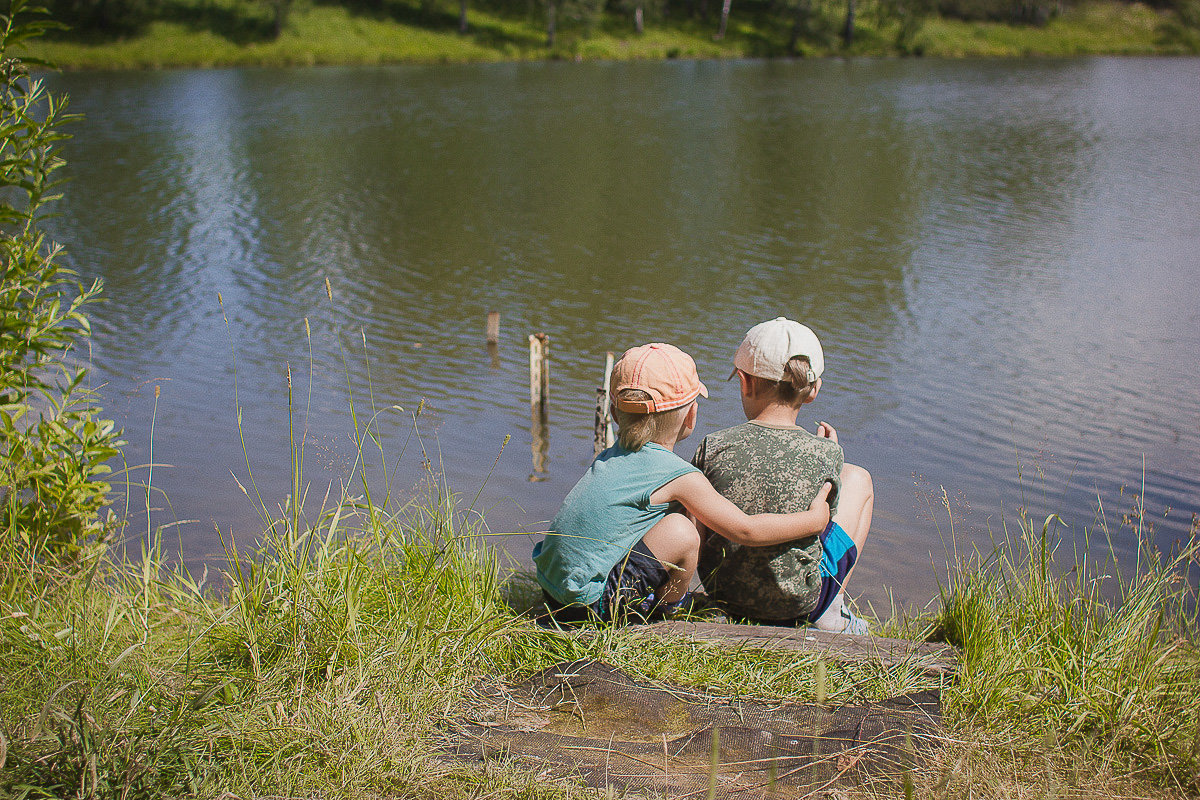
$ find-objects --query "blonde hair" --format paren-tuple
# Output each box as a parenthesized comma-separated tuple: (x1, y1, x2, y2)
(752, 355, 817, 406)
(612, 389, 691, 451)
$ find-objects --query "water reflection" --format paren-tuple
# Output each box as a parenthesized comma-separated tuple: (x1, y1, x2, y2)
(44, 58, 1200, 608)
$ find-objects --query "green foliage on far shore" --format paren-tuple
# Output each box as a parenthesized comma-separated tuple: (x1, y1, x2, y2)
(15, 0, 1200, 69)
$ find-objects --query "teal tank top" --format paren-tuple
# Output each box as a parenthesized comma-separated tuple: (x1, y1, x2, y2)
(533, 442, 698, 605)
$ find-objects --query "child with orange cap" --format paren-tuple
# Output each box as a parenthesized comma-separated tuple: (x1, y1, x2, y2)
(692, 318, 873, 634)
(533, 342, 833, 623)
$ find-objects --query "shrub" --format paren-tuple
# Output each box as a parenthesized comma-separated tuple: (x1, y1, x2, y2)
(45, 0, 158, 37)
(0, 0, 122, 562)
(935, 0, 1058, 24)
(1158, 0, 1200, 49)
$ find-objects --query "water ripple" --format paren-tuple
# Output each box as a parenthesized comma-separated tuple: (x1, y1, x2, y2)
(40, 58, 1200, 606)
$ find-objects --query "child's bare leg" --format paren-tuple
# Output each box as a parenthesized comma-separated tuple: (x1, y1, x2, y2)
(832, 463, 873, 587)
(811, 464, 875, 633)
(641, 512, 700, 604)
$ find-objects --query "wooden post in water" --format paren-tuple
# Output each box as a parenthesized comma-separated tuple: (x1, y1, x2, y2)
(529, 333, 550, 480)
(529, 333, 549, 412)
(486, 311, 501, 368)
(593, 351, 615, 455)
(486, 311, 500, 345)
(593, 388, 607, 456)
(530, 406, 549, 481)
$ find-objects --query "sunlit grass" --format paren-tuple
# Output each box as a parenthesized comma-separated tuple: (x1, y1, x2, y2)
(930, 498, 1200, 793)
(916, 0, 1169, 55)
(4, 434, 1198, 797)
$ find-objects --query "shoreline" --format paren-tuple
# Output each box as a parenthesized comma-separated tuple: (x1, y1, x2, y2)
(31, 48, 1200, 73)
(20, 0, 1199, 71)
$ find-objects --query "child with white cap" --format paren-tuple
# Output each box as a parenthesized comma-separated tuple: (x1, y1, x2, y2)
(533, 342, 834, 624)
(692, 318, 874, 634)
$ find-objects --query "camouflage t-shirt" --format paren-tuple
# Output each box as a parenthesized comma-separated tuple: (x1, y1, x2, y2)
(692, 421, 844, 620)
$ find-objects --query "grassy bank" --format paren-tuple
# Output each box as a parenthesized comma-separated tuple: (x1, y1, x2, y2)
(2, 433, 1198, 797)
(914, 0, 1194, 55)
(17, 0, 1200, 69)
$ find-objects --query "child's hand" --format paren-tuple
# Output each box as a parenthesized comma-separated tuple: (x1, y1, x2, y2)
(816, 422, 838, 443)
(808, 480, 834, 527)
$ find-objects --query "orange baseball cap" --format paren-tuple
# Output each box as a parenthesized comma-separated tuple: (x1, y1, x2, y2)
(611, 343, 709, 413)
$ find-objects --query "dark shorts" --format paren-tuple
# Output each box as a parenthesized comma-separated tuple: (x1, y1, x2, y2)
(752, 520, 858, 627)
(540, 539, 668, 624)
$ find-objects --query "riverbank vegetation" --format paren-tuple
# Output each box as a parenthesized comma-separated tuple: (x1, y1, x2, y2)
(3, 428, 1199, 797)
(17, 0, 1200, 68)
(3, 3, 1200, 797)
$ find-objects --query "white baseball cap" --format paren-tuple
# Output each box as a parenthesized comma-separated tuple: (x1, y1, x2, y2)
(732, 317, 825, 382)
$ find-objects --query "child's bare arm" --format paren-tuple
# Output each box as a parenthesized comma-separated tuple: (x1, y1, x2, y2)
(651, 473, 831, 547)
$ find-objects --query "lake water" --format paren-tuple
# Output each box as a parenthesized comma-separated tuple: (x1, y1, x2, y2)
(44, 57, 1200, 611)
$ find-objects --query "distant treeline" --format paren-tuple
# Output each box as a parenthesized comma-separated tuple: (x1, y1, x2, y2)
(41, 0, 1200, 51)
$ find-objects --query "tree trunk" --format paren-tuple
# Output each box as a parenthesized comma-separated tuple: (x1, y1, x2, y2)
(635, 5, 644, 32)
(715, 0, 732, 38)
(271, 0, 291, 40)
(841, 0, 855, 46)
(788, 0, 810, 53)
(459, 0, 469, 32)
(546, 0, 556, 47)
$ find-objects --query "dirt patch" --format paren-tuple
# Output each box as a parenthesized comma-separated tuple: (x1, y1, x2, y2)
(442, 659, 944, 798)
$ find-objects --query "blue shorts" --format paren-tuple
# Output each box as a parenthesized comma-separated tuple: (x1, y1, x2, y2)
(539, 538, 667, 624)
(810, 520, 858, 622)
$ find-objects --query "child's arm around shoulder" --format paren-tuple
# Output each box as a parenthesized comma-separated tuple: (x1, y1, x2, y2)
(649, 472, 832, 547)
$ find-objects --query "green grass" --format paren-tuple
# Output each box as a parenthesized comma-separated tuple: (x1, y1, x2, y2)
(18, 3, 742, 68)
(932, 506, 1200, 794)
(915, 0, 1172, 56)
(0, 422, 935, 797)
(2, 397, 1197, 797)
(17, 0, 1200, 69)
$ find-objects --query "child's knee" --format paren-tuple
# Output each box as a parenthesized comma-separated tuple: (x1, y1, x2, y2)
(644, 513, 700, 564)
(842, 463, 874, 498)
(659, 512, 700, 547)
